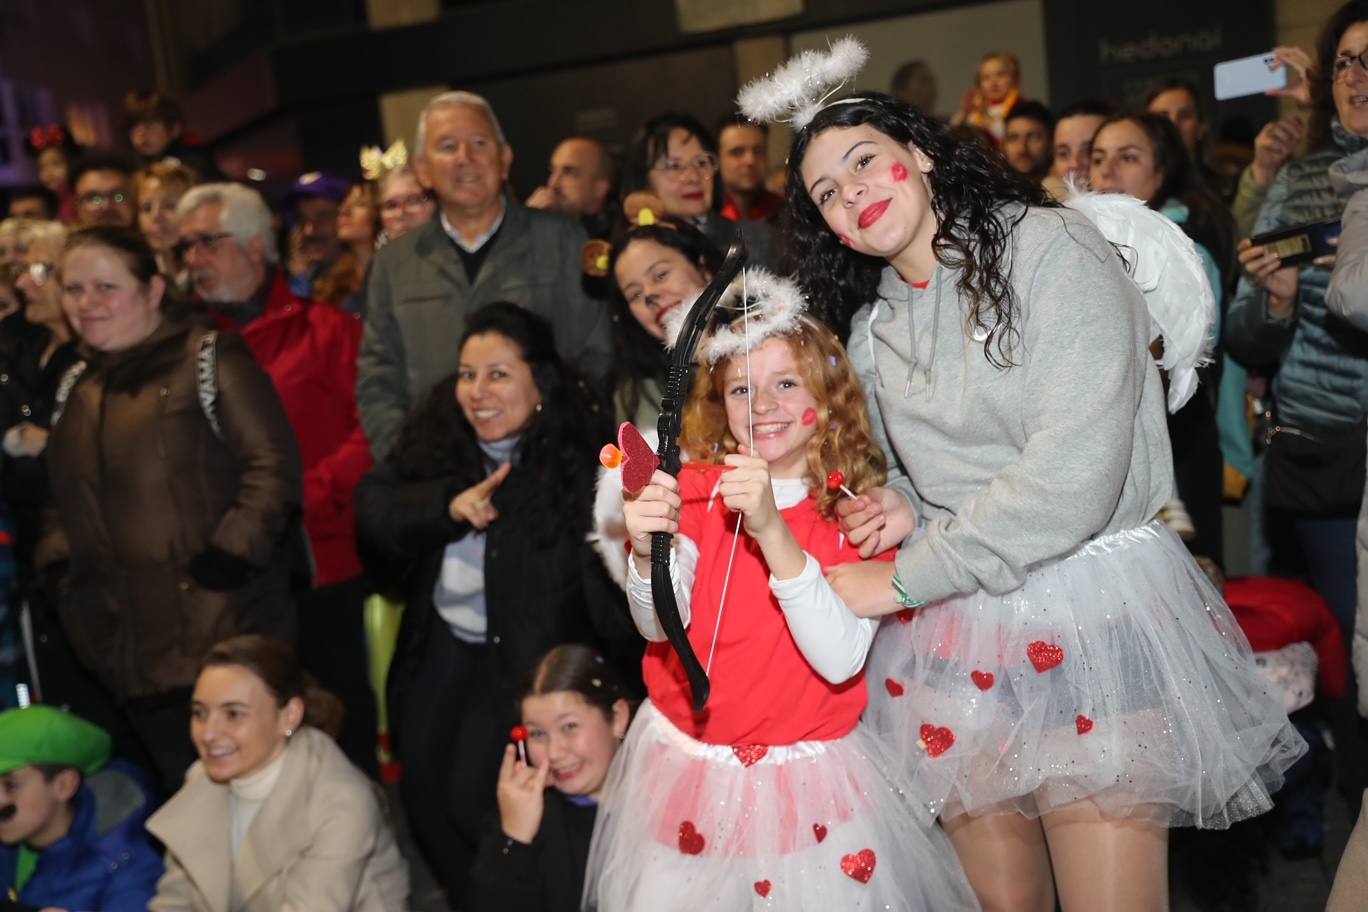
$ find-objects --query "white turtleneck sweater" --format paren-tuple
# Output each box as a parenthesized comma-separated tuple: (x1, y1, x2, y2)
(229, 749, 288, 858)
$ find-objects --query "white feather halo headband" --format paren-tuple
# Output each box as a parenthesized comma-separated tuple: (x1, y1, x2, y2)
(736, 36, 869, 130)
(663, 267, 808, 364)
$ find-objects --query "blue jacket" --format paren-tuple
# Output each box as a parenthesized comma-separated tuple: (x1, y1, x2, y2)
(1226, 119, 1368, 430)
(0, 761, 162, 911)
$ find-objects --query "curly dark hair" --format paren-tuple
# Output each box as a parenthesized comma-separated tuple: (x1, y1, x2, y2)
(385, 302, 608, 546)
(782, 92, 1058, 363)
(606, 220, 722, 422)
(1310, 0, 1368, 149)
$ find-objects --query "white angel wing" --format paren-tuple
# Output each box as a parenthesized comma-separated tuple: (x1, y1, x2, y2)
(1063, 190, 1216, 412)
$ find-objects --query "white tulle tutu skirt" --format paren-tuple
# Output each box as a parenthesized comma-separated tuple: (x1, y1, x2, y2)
(583, 701, 978, 911)
(865, 521, 1306, 827)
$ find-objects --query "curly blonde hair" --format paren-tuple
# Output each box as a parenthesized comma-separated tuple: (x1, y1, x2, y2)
(679, 315, 886, 520)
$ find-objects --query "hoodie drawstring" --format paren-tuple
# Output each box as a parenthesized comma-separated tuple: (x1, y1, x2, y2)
(903, 273, 940, 400)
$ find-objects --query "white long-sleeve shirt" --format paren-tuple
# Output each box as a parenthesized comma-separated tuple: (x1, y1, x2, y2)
(625, 477, 878, 684)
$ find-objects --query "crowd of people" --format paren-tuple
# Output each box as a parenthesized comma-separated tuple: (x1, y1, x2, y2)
(0, 3, 1365, 910)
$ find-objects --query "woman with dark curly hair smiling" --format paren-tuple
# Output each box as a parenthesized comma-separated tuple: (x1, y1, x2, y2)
(354, 302, 636, 905)
(762, 79, 1303, 909)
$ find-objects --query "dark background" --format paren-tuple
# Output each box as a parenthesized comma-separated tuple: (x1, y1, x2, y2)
(0, 0, 1278, 195)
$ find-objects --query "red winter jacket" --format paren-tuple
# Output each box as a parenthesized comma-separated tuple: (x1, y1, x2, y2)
(1225, 576, 1347, 698)
(210, 273, 372, 586)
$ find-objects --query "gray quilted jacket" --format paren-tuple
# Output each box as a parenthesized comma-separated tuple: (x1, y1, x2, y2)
(1226, 120, 1368, 431)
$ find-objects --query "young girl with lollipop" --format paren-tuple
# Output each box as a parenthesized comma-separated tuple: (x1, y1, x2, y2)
(741, 38, 1303, 911)
(586, 269, 976, 910)
(468, 643, 634, 912)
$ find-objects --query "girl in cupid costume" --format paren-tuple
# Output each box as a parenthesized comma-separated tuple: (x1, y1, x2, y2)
(741, 39, 1305, 910)
(583, 269, 977, 910)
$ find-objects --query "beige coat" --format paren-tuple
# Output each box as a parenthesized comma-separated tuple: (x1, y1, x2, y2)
(146, 727, 409, 912)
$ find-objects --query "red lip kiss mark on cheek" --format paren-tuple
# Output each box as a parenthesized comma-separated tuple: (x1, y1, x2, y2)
(891, 161, 909, 182)
(839, 234, 853, 247)
(801, 407, 816, 426)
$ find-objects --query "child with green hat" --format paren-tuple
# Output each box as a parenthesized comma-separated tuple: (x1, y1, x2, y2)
(0, 705, 161, 910)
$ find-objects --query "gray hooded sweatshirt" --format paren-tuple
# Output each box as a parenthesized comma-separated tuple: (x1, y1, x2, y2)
(848, 204, 1174, 602)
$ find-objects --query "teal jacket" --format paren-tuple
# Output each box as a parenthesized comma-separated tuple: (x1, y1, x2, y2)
(1226, 120, 1368, 431)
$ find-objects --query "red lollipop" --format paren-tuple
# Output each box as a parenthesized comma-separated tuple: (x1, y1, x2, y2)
(510, 725, 529, 764)
(826, 471, 856, 499)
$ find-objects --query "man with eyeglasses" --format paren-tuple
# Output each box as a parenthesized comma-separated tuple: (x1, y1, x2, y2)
(175, 182, 380, 780)
(69, 152, 137, 229)
(358, 90, 612, 461)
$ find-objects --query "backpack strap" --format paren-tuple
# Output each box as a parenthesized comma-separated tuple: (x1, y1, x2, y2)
(196, 330, 222, 440)
(50, 360, 88, 427)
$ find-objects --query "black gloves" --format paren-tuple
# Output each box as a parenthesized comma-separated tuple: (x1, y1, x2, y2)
(189, 546, 255, 591)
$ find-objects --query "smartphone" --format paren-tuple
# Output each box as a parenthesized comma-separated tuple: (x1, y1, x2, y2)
(1214, 52, 1289, 100)
(1250, 218, 1341, 267)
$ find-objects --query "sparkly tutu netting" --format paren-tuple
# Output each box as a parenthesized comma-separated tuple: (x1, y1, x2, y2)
(583, 701, 978, 911)
(865, 521, 1306, 827)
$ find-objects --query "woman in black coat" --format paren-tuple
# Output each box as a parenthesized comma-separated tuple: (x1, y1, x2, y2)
(355, 302, 638, 908)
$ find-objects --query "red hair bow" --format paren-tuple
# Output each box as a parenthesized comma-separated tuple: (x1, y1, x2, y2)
(28, 125, 67, 150)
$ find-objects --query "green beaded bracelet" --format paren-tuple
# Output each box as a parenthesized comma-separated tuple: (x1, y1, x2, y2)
(892, 572, 926, 609)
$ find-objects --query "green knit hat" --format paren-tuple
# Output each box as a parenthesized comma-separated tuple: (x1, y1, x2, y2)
(0, 705, 111, 776)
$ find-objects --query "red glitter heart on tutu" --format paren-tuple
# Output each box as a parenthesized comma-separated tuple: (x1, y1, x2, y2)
(895, 608, 915, 624)
(754, 880, 772, 898)
(677, 821, 705, 855)
(812, 823, 828, 843)
(884, 678, 905, 697)
(1027, 640, 1064, 672)
(733, 744, 768, 767)
(971, 670, 995, 691)
(1076, 714, 1094, 735)
(615, 422, 660, 495)
(918, 723, 955, 757)
(841, 848, 877, 884)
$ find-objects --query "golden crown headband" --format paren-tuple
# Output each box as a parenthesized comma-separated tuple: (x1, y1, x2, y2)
(359, 139, 409, 182)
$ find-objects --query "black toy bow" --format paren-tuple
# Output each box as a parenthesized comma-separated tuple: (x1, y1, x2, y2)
(653, 234, 748, 711)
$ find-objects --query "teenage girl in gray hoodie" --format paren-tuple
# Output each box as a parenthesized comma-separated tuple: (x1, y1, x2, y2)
(779, 92, 1304, 911)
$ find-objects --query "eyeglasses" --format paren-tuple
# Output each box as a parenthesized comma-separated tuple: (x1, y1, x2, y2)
(77, 191, 129, 209)
(1334, 49, 1368, 81)
(651, 153, 718, 178)
(381, 193, 434, 214)
(24, 262, 56, 287)
(173, 232, 233, 259)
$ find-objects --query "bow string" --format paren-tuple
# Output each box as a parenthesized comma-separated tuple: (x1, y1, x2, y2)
(653, 233, 747, 711)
